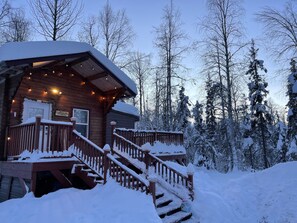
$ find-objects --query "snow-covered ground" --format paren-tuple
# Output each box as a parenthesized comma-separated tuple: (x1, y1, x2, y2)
(0, 181, 161, 223)
(1, 162, 296, 223)
(191, 161, 297, 223)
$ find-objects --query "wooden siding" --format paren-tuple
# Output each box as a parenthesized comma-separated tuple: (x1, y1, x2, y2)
(0, 74, 23, 160)
(9, 69, 105, 146)
(106, 110, 139, 146)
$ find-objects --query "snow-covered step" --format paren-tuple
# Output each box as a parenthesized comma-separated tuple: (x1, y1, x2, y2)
(87, 173, 99, 177)
(162, 211, 192, 223)
(157, 201, 181, 217)
(156, 196, 173, 208)
(95, 179, 104, 184)
(81, 168, 93, 172)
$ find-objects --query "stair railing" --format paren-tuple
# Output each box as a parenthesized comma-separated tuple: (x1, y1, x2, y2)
(113, 132, 194, 200)
(71, 130, 156, 203)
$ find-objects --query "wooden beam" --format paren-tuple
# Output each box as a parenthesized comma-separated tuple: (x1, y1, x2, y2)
(87, 71, 108, 81)
(50, 169, 72, 188)
(66, 56, 89, 67)
(104, 88, 125, 114)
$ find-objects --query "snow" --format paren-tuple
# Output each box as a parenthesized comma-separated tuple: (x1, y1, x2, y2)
(112, 101, 139, 117)
(190, 161, 297, 223)
(0, 41, 137, 95)
(16, 149, 75, 162)
(22, 117, 72, 125)
(2, 158, 297, 222)
(142, 141, 186, 155)
(293, 81, 297, 93)
(0, 181, 161, 223)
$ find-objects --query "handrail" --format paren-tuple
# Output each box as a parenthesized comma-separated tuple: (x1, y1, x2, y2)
(115, 128, 184, 146)
(72, 131, 151, 194)
(6, 117, 73, 156)
(113, 131, 194, 200)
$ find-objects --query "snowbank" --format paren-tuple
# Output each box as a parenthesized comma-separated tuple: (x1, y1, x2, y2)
(0, 181, 161, 223)
(192, 161, 297, 223)
(142, 141, 186, 155)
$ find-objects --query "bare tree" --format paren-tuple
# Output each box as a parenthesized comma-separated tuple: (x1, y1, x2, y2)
(0, 0, 10, 28)
(200, 0, 246, 170)
(257, 1, 297, 59)
(154, 0, 189, 131)
(2, 9, 31, 42)
(126, 51, 151, 117)
(78, 16, 99, 47)
(29, 0, 83, 41)
(99, 1, 134, 65)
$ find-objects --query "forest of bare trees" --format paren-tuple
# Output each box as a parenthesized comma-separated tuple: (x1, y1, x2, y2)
(1, 0, 297, 171)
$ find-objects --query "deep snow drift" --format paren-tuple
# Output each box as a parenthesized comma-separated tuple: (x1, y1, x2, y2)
(0, 181, 161, 223)
(1, 162, 296, 223)
(191, 161, 297, 223)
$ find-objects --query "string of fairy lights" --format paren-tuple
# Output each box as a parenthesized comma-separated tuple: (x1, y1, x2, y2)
(20, 62, 121, 103)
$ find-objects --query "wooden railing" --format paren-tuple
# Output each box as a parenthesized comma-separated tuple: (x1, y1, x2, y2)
(72, 131, 156, 203)
(113, 132, 194, 200)
(6, 116, 73, 157)
(115, 128, 184, 146)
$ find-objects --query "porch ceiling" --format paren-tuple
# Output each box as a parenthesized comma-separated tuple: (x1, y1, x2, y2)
(0, 53, 132, 97)
(0, 41, 137, 97)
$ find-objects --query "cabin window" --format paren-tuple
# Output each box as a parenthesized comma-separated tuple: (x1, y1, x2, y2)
(73, 108, 89, 137)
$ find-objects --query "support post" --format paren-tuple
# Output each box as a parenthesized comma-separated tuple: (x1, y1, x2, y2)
(70, 117, 77, 144)
(110, 121, 117, 154)
(103, 145, 111, 184)
(153, 128, 157, 142)
(148, 177, 157, 206)
(33, 116, 41, 151)
(187, 172, 194, 201)
(4, 127, 8, 159)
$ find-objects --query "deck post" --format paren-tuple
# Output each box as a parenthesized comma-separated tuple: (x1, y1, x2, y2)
(110, 121, 116, 154)
(148, 177, 157, 206)
(4, 127, 8, 160)
(103, 145, 110, 184)
(187, 173, 194, 200)
(33, 116, 41, 151)
(153, 128, 157, 142)
(142, 147, 151, 173)
(70, 117, 76, 144)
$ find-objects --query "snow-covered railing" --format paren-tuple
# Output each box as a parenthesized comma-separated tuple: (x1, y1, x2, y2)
(72, 131, 156, 203)
(113, 132, 194, 200)
(6, 116, 73, 157)
(115, 128, 184, 146)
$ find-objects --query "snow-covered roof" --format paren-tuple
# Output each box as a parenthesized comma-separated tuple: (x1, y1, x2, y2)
(0, 41, 137, 95)
(112, 101, 139, 117)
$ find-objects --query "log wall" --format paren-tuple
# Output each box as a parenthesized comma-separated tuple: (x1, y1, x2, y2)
(9, 69, 105, 146)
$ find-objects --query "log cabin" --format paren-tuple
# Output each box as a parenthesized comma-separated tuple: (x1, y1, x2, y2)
(0, 41, 192, 223)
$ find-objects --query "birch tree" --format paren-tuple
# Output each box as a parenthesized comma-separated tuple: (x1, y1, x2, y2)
(78, 16, 99, 47)
(29, 0, 83, 40)
(2, 9, 31, 42)
(154, 0, 188, 131)
(200, 0, 245, 170)
(257, 1, 297, 59)
(0, 0, 10, 28)
(99, 1, 134, 66)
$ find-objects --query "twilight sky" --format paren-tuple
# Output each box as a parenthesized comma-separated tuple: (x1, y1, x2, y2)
(13, 0, 288, 108)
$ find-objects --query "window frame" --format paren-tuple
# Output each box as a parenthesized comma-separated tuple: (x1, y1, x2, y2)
(72, 108, 90, 138)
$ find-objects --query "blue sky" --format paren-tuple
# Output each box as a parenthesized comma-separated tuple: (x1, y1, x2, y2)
(13, 0, 288, 107)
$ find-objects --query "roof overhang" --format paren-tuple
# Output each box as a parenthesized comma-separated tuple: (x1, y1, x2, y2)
(0, 41, 137, 97)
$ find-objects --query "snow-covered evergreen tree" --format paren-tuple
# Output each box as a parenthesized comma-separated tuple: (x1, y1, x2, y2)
(175, 86, 191, 131)
(286, 59, 297, 160)
(246, 40, 273, 169)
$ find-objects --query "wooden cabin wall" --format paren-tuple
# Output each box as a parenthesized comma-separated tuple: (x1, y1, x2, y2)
(106, 111, 139, 146)
(9, 69, 105, 146)
(0, 74, 23, 160)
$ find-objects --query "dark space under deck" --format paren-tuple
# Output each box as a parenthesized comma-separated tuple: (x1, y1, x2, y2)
(0, 159, 81, 202)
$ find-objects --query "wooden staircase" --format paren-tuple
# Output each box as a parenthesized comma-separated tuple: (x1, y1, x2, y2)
(63, 130, 194, 222)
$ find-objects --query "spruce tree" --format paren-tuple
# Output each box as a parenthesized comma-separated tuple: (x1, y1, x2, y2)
(286, 59, 297, 160)
(175, 86, 191, 131)
(246, 40, 273, 169)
